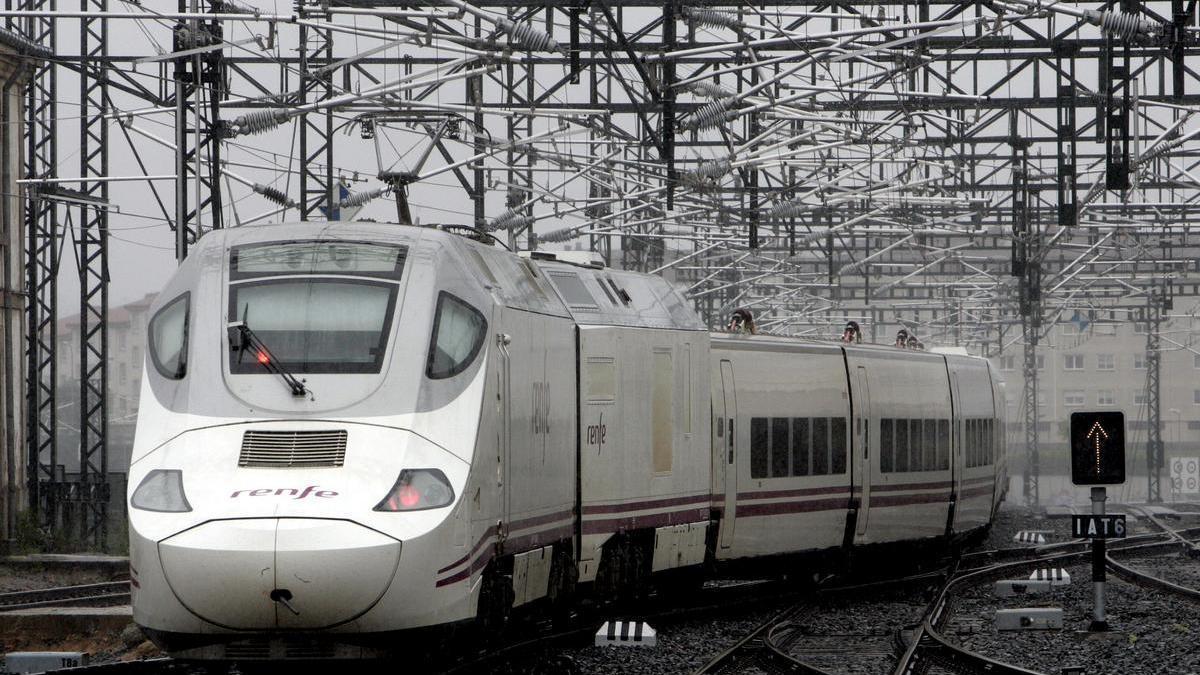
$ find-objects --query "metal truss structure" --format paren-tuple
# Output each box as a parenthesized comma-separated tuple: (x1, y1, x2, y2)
(10, 0, 1200, 542)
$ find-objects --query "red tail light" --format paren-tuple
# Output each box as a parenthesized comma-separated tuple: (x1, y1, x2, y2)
(375, 469, 455, 512)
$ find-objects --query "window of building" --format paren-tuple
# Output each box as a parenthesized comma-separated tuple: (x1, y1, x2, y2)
(1062, 323, 1079, 336)
(1097, 390, 1115, 406)
(1134, 353, 1147, 370)
(1097, 353, 1115, 371)
(1000, 355, 1015, 371)
(1194, 390, 1200, 405)
(1095, 324, 1117, 337)
(1064, 390, 1085, 407)
(1064, 354, 1084, 370)
(1036, 354, 1045, 370)
(1134, 322, 1148, 334)
(1194, 353, 1200, 369)
(1134, 390, 1147, 406)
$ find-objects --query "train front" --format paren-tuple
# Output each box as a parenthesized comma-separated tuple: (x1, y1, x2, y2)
(127, 223, 492, 659)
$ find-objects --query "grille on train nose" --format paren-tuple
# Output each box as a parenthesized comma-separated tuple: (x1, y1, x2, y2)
(239, 430, 347, 468)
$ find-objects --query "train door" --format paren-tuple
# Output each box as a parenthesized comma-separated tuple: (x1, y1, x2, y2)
(949, 370, 962, 522)
(718, 360, 737, 549)
(496, 322, 513, 543)
(854, 366, 872, 537)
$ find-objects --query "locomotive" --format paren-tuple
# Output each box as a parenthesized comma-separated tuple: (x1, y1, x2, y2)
(127, 222, 1005, 659)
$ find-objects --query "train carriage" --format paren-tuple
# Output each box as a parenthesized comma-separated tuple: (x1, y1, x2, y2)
(127, 222, 1005, 660)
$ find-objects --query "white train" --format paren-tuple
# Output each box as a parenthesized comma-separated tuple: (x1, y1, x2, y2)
(127, 222, 1006, 660)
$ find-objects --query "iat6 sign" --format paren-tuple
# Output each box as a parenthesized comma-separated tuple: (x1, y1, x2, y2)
(1070, 411, 1126, 486)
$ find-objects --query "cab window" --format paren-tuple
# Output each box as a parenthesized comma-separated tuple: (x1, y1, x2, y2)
(149, 293, 190, 379)
(426, 292, 487, 379)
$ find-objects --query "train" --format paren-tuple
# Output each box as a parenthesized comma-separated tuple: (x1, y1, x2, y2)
(127, 221, 1007, 660)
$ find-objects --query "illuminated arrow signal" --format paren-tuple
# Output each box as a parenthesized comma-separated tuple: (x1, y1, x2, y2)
(1086, 420, 1109, 476)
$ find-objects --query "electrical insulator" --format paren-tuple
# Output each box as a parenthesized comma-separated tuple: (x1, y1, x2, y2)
(682, 7, 744, 30)
(253, 183, 296, 208)
(231, 110, 290, 137)
(496, 17, 561, 52)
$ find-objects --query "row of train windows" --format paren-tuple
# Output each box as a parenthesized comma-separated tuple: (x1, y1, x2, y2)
(748, 416, 999, 480)
(749, 417, 848, 479)
(963, 418, 999, 468)
(878, 418, 998, 473)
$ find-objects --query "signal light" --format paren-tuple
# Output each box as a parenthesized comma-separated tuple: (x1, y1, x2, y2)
(256, 351, 270, 365)
(375, 469, 455, 512)
(1070, 411, 1126, 485)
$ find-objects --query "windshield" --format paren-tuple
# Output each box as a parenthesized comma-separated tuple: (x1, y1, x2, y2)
(227, 241, 407, 375)
(229, 279, 397, 374)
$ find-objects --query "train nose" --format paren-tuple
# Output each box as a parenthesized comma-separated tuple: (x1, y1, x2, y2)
(158, 518, 401, 630)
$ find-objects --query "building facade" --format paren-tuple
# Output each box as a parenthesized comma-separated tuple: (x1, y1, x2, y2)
(997, 305, 1200, 501)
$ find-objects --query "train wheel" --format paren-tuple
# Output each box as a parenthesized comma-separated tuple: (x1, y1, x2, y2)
(477, 563, 515, 639)
(546, 545, 577, 627)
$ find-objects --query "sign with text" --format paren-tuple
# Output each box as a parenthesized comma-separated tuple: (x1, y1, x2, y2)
(1070, 411, 1126, 485)
(1071, 514, 1127, 539)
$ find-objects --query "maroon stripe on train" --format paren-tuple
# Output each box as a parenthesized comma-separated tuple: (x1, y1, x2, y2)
(870, 492, 952, 508)
(736, 485, 850, 501)
(583, 493, 712, 515)
(436, 510, 572, 575)
(734, 497, 850, 518)
(581, 507, 710, 535)
(435, 522, 575, 588)
(871, 480, 951, 493)
(958, 485, 995, 499)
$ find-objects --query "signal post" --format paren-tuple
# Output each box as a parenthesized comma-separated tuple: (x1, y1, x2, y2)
(1069, 411, 1126, 632)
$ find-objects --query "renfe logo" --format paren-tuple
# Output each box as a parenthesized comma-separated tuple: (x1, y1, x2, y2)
(230, 486, 338, 500)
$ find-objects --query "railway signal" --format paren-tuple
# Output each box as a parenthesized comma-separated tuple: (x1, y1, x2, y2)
(1069, 411, 1125, 486)
(1068, 411, 1126, 632)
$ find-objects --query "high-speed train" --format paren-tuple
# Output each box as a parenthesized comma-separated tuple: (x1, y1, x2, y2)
(128, 221, 1006, 660)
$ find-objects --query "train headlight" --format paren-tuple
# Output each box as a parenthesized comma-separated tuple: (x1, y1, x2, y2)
(374, 469, 455, 512)
(131, 470, 192, 513)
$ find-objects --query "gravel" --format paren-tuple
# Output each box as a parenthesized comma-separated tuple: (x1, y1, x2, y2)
(944, 508, 1200, 675)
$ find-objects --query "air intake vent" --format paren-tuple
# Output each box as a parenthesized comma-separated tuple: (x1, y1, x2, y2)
(224, 639, 270, 660)
(239, 430, 347, 468)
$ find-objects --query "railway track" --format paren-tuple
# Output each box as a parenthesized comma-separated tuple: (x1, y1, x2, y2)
(0, 580, 131, 611)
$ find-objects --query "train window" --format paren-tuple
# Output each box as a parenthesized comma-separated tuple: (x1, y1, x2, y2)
(771, 418, 790, 477)
(585, 358, 616, 403)
(964, 420, 973, 468)
(812, 418, 829, 475)
(547, 270, 598, 309)
(906, 420, 922, 472)
(595, 274, 618, 306)
(230, 278, 397, 374)
(792, 417, 810, 476)
(750, 417, 769, 479)
(148, 293, 189, 380)
(937, 420, 950, 470)
(923, 420, 937, 472)
(831, 418, 847, 474)
(231, 241, 406, 280)
(427, 292, 488, 379)
(879, 419, 894, 473)
(985, 419, 994, 465)
(895, 419, 909, 472)
(970, 419, 980, 467)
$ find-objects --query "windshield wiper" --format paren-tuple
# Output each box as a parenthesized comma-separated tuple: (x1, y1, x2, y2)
(227, 320, 310, 397)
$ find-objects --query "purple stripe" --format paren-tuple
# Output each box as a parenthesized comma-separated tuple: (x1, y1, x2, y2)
(870, 492, 952, 508)
(735, 497, 849, 518)
(872, 480, 951, 493)
(581, 507, 710, 535)
(583, 493, 712, 515)
(737, 485, 849, 501)
(436, 509, 573, 575)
